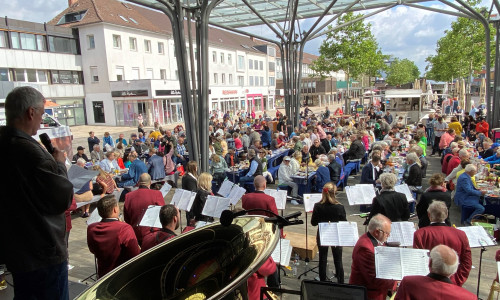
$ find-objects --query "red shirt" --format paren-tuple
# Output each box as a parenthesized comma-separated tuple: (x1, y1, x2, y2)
(141, 228, 177, 252)
(65, 198, 77, 232)
(476, 121, 489, 137)
(247, 257, 276, 300)
(87, 219, 140, 278)
(234, 138, 243, 149)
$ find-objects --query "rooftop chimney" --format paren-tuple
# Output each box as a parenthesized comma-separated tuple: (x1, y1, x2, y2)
(68, 0, 78, 7)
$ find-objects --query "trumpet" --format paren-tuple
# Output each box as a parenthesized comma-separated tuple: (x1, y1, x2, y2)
(76, 216, 279, 300)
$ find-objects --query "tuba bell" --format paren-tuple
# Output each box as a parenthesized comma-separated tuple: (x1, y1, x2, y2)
(75, 216, 279, 300)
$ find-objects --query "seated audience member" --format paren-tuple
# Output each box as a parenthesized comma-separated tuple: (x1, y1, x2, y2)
(395, 245, 476, 300)
(238, 149, 263, 184)
(277, 156, 299, 198)
(413, 201, 472, 287)
(404, 152, 422, 188)
(367, 173, 410, 223)
(94, 165, 119, 196)
(209, 153, 228, 186)
(314, 159, 330, 192)
(416, 173, 451, 228)
(87, 195, 140, 278)
(342, 134, 365, 162)
(115, 133, 128, 146)
(224, 148, 240, 167)
(99, 151, 120, 173)
(360, 154, 382, 186)
(350, 214, 396, 300)
(102, 131, 115, 150)
(118, 152, 148, 187)
(90, 144, 105, 162)
(141, 204, 180, 252)
(147, 148, 166, 181)
(455, 164, 486, 225)
(74, 158, 93, 217)
(290, 151, 302, 174)
(309, 138, 326, 161)
(163, 140, 176, 175)
(72, 146, 89, 163)
(123, 173, 166, 245)
(483, 148, 500, 166)
(327, 153, 342, 185)
(190, 172, 214, 223)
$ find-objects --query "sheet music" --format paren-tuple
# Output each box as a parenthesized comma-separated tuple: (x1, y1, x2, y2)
(318, 222, 359, 246)
(218, 180, 234, 197)
(171, 189, 197, 212)
(202, 195, 231, 218)
(497, 262, 500, 279)
(227, 185, 246, 206)
(394, 184, 415, 202)
(271, 239, 293, 267)
(375, 247, 429, 280)
(170, 189, 184, 207)
(346, 184, 376, 205)
(195, 221, 212, 229)
(387, 222, 416, 247)
(304, 194, 322, 212)
(86, 209, 102, 225)
(160, 182, 172, 198)
(138, 205, 162, 228)
(264, 189, 288, 210)
(457, 226, 497, 247)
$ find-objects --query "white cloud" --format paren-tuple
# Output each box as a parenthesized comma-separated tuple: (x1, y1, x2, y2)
(3, 0, 67, 23)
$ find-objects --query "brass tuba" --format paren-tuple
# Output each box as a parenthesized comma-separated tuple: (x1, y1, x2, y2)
(76, 216, 279, 300)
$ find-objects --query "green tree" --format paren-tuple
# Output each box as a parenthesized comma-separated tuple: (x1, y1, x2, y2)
(425, 9, 495, 82)
(311, 12, 385, 112)
(386, 58, 420, 86)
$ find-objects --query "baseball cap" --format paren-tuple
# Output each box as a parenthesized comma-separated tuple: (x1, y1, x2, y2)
(279, 132, 285, 136)
(77, 146, 85, 151)
(284, 156, 291, 161)
(491, 143, 500, 149)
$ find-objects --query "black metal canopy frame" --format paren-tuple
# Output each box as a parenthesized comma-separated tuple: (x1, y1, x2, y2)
(128, 0, 497, 172)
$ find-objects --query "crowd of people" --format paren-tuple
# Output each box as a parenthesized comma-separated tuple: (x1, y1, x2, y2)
(1, 85, 495, 300)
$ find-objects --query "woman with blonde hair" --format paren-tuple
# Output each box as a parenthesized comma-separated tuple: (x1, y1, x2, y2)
(94, 165, 119, 196)
(311, 182, 346, 283)
(290, 151, 302, 174)
(209, 153, 228, 185)
(191, 172, 214, 223)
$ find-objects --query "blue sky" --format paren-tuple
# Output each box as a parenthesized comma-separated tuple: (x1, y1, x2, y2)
(3, 0, 492, 74)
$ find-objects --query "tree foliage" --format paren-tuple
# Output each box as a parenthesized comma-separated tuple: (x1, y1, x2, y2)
(311, 12, 386, 81)
(425, 9, 495, 81)
(386, 58, 420, 86)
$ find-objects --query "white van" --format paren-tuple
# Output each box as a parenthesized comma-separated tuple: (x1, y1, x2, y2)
(0, 99, 74, 157)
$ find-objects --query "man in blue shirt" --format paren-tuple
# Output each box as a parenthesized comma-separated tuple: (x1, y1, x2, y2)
(119, 152, 148, 187)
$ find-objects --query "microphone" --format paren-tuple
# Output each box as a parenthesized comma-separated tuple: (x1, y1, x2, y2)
(220, 210, 246, 227)
(39, 133, 55, 154)
(220, 209, 303, 227)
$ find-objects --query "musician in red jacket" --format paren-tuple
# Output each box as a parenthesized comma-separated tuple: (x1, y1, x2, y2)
(87, 195, 140, 278)
(241, 175, 278, 218)
(349, 214, 396, 300)
(247, 256, 276, 300)
(141, 204, 180, 252)
(395, 245, 476, 300)
(413, 201, 471, 286)
(124, 173, 165, 245)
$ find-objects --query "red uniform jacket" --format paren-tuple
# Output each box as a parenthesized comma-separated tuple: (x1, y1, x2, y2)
(413, 224, 472, 286)
(446, 156, 461, 176)
(395, 274, 477, 300)
(141, 228, 177, 253)
(242, 191, 278, 218)
(124, 186, 165, 244)
(247, 257, 276, 300)
(87, 219, 140, 278)
(65, 197, 77, 232)
(349, 233, 396, 300)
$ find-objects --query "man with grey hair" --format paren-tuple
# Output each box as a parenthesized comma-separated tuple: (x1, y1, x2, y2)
(238, 149, 263, 185)
(404, 152, 422, 188)
(327, 153, 341, 185)
(367, 173, 409, 223)
(413, 201, 472, 286)
(455, 164, 486, 225)
(350, 214, 396, 299)
(0, 86, 74, 299)
(395, 245, 476, 299)
(278, 156, 299, 198)
(90, 144, 105, 162)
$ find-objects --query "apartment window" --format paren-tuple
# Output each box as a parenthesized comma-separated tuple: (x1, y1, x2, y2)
(26, 69, 37, 82)
(10, 32, 20, 49)
(160, 69, 166, 79)
(220, 53, 225, 64)
(238, 75, 244, 86)
(90, 66, 99, 82)
(269, 76, 275, 86)
(0, 68, 9, 81)
(260, 76, 264, 86)
(221, 73, 225, 84)
(20, 33, 36, 50)
(269, 62, 275, 72)
(213, 73, 218, 84)
(144, 40, 151, 53)
(48, 36, 77, 54)
(229, 74, 233, 85)
(13, 69, 25, 81)
(237, 55, 245, 70)
(249, 76, 254, 86)
(131, 67, 140, 80)
(259, 61, 263, 70)
(146, 68, 153, 79)
(129, 37, 137, 51)
(36, 36, 46, 51)
(158, 42, 164, 54)
(112, 35, 121, 49)
(212, 51, 216, 63)
(249, 59, 253, 70)
(228, 54, 232, 65)
(116, 66, 124, 81)
(87, 34, 95, 49)
(37, 70, 47, 82)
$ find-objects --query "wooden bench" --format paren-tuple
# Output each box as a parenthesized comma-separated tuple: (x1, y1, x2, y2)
(283, 231, 318, 260)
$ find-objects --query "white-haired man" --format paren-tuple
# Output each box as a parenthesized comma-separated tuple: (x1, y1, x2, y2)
(395, 245, 476, 299)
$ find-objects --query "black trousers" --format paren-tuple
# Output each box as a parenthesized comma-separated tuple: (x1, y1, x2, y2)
(318, 245, 344, 283)
(432, 136, 441, 155)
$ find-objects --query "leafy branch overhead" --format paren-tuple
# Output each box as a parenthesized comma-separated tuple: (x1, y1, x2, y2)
(311, 12, 386, 81)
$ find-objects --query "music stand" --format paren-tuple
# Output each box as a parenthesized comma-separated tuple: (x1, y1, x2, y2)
(300, 280, 367, 300)
(80, 256, 98, 284)
(297, 193, 322, 279)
